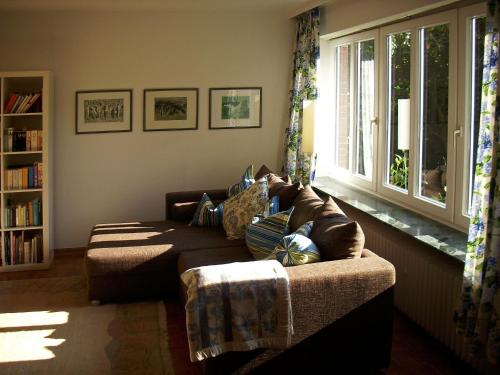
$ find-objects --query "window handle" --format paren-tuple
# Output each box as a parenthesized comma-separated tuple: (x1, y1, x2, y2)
(453, 127, 462, 149)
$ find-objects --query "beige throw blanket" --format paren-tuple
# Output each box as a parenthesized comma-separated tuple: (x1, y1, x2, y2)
(181, 260, 293, 362)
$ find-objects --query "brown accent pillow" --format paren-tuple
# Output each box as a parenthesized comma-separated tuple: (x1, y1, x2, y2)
(311, 215, 365, 260)
(255, 164, 291, 183)
(267, 173, 303, 210)
(314, 197, 345, 219)
(288, 186, 325, 231)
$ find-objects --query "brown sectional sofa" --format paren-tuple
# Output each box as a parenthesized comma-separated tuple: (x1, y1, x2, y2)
(85, 187, 396, 373)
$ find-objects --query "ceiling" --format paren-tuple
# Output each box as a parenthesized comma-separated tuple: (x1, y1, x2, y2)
(0, 0, 319, 13)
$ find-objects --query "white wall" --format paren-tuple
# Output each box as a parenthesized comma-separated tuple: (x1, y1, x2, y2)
(0, 10, 294, 248)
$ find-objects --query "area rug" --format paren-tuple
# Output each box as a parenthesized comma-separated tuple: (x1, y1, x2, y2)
(0, 275, 200, 374)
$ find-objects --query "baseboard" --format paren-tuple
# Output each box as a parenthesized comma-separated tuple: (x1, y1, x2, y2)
(54, 247, 87, 257)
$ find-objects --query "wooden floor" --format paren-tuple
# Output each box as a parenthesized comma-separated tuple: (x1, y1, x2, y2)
(1, 249, 478, 374)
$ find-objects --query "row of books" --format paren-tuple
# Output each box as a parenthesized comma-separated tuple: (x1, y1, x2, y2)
(3, 232, 43, 265)
(4, 92, 41, 114)
(4, 162, 43, 190)
(5, 128, 43, 152)
(4, 198, 42, 228)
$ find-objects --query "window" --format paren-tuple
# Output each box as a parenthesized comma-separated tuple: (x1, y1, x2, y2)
(330, 31, 377, 190)
(319, 4, 485, 230)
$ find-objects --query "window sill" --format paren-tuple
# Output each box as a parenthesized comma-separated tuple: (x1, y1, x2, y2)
(312, 176, 467, 263)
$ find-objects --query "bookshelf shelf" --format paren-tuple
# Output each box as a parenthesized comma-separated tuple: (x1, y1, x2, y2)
(2, 189, 43, 193)
(0, 71, 52, 272)
(3, 151, 43, 155)
(2, 226, 44, 231)
(3, 113, 43, 117)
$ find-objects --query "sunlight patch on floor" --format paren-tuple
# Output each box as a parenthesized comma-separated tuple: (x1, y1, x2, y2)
(0, 311, 69, 329)
(0, 311, 68, 363)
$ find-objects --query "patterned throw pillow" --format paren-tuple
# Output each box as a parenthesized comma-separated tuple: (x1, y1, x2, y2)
(228, 165, 255, 197)
(294, 221, 313, 237)
(223, 179, 269, 240)
(189, 193, 224, 227)
(246, 207, 294, 260)
(269, 232, 320, 266)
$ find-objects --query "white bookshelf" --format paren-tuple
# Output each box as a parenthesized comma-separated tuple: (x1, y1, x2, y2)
(0, 71, 53, 272)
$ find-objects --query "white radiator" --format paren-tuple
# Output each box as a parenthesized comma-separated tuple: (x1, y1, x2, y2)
(362, 225, 466, 357)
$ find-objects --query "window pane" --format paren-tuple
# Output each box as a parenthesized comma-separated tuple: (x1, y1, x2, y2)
(468, 16, 486, 215)
(387, 32, 411, 190)
(336, 45, 351, 170)
(418, 24, 449, 204)
(356, 39, 375, 179)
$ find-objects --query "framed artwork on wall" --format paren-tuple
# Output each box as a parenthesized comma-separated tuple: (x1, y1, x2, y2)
(143, 88, 198, 131)
(209, 87, 262, 129)
(75, 89, 132, 134)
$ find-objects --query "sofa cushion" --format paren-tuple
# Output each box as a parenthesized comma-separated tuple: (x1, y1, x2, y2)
(228, 165, 255, 197)
(189, 193, 224, 227)
(254, 165, 291, 184)
(246, 207, 294, 260)
(267, 173, 303, 210)
(223, 178, 269, 240)
(310, 215, 365, 260)
(314, 197, 345, 219)
(86, 221, 244, 277)
(177, 246, 253, 276)
(288, 186, 325, 232)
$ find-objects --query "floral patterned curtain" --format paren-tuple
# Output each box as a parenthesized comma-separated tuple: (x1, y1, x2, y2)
(455, 0, 500, 364)
(282, 7, 320, 184)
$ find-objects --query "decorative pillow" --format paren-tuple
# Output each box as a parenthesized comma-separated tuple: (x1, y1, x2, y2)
(311, 214, 365, 260)
(269, 232, 320, 266)
(314, 196, 345, 220)
(255, 164, 292, 183)
(246, 207, 294, 260)
(189, 193, 224, 227)
(260, 195, 280, 218)
(223, 179, 269, 240)
(267, 173, 303, 210)
(288, 186, 325, 232)
(228, 165, 255, 197)
(294, 221, 314, 237)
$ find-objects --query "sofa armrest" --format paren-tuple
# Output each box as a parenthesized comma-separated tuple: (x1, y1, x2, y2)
(285, 249, 395, 344)
(165, 189, 228, 221)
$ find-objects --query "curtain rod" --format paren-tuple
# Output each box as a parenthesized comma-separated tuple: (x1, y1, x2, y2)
(321, 0, 483, 40)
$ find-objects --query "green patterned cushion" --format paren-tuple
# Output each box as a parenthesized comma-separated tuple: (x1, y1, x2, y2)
(268, 222, 320, 266)
(228, 165, 255, 197)
(294, 221, 313, 237)
(246, 207, 294, 260)
(223, 179, 269, 240)
(189, 193, 224, 227)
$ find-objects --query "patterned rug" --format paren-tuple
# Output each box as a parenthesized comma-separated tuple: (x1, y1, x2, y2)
(0, 275, 200, 374)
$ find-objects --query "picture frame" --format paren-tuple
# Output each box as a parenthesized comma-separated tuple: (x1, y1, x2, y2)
(143, 88, 199, 131)
(75, 89, 132, 134)
(209, 87, 262, 129)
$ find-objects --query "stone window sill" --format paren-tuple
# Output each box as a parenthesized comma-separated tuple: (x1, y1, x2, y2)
(313, 176, 467, 263)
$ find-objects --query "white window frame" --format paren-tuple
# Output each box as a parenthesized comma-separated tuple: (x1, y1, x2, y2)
(329, 30, 379, 192)
(455, 2, 486, 228)
(376, 10, 458, 224)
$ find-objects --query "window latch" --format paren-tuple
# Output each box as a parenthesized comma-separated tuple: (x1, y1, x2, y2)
(453, 127, 462, 149)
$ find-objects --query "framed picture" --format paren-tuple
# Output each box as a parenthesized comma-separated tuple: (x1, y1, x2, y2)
(75, 89, 132, 134)
(143, 88, 198, 131)
(209, 87, 262, 129)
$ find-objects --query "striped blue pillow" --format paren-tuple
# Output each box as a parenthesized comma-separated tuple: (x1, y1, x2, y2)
(228, 165, 255, 197)
(189, 193, 224, 227)
(245, 207, 294, 260)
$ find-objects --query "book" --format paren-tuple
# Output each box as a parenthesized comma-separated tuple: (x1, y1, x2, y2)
(4, 93, 18, 113)
(23, 93, 41, 113)
(10, 95, 24, 113)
